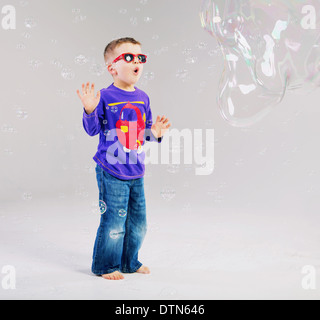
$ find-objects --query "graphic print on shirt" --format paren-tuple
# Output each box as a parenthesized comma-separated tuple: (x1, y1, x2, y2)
(107, 101, 147, 154)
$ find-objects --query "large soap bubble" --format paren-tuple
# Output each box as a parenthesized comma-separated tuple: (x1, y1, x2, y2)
(200, 0, 320, 127)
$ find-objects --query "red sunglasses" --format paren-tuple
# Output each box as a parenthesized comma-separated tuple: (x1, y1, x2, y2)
(112, 53, 147, 64)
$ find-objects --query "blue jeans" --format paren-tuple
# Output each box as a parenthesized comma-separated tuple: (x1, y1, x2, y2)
(92, 164, 147, 275)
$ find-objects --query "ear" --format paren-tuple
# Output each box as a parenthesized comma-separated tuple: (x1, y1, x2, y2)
(107, 63, 117, 76)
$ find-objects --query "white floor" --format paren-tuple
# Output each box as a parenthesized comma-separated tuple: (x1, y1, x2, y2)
(0, 197, 319, 300)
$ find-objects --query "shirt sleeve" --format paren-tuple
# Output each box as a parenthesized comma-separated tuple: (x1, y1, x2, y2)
(144, 96, 163, 144)
(82, 93, 104, 137)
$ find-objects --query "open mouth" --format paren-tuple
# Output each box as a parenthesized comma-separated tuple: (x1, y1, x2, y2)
(134, 67, 140, 75)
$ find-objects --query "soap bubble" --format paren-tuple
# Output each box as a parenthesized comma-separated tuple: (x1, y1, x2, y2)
(24, 17, 37, 28)
(74, 54, 88, 65)
(119, 209, 127, 217)
(22, 192, 32, 201)
(99, 200, 107, 214)
(200, 0, 320, 127)
(160, 187, 176, 201)
(109, 230, 121, 240)
(61, 67, 75, 80)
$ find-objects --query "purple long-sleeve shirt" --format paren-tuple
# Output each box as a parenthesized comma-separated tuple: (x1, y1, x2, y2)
(83, 83, 162, 180)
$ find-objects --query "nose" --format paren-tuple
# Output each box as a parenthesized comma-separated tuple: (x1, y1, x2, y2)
(133, 56, 141, 64)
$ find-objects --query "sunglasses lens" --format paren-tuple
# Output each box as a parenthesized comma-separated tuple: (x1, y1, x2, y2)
(124, 54, 134, 62)
(138, 55, 147, 63)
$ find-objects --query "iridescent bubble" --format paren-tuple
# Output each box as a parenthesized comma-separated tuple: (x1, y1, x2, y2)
(16, 108, 28, 120)
(200, 0, 320, 127)
(119, 209, 127, 217)
(99, 200, 107, 214)
(111, 106, 118, 114)
(109, 230, 121, 240)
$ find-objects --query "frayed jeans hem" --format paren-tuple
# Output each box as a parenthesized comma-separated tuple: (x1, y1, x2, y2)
(92, 267, 120, 276)
(121, 262, 143, 274)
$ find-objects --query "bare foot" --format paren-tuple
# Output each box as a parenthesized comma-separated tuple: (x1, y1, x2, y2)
(136, 265, 151, 274)
(102, 271, 124, 280)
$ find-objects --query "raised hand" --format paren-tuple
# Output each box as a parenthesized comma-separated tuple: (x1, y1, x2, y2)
(151, 116, 171, 138)
(77, 82, 101, 115)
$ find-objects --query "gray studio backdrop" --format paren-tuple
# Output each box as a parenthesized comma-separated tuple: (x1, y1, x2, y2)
(1, 0, 320, 216)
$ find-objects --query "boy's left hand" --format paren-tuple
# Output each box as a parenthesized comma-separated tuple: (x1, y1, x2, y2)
(151, 116, 171, 138)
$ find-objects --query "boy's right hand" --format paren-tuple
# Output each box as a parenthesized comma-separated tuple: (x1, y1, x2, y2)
(77, 82, 101, 115)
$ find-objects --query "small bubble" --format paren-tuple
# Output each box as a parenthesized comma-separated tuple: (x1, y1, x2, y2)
(99, 200, 107, 214)
(57, 89, 67, 97)
(109, 230, 121, 240)
(90, 63, 105, 76)
(16, 109, 28, 120)
(21, 32, 31, 40)
(16, 43, 26, 51)
(73, 15, 87, 23)
(182, 48, 192, 55)
(28, 59, 42, 69)
(24, 17, 37, 28)
(61, 67, 75, 80)
(166, 164, 180, 174)
(144, 72, 155, 81)
(185, 56, 198, 64)
(4, 149, 13, 156)
(176, 69, 189, 80)
(111, 106, 118, 114)
(159, 287, 177, 298)
(74, 55, 88, 65)
(119, 209, 127, 217)
(19, 1, 29, 7)
(71, 8, 81, 14)
(1, 124, 16, 134)
(22, 192, 32, 201)
(196, 41, 208, 49)
(130, 17, 138, 26)
(50, 59, 63, 69)
(160, 187, 176, 201)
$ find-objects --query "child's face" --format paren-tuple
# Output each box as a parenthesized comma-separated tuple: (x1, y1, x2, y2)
(108, 43, 145, 89)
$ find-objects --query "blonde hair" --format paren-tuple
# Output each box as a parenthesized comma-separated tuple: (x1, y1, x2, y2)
(104, 37, 142, 62)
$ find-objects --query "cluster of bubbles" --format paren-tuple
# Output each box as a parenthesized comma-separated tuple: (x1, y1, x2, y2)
(200, 0, 320, 127)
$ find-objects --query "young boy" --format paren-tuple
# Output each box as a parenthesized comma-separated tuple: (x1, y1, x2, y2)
(77, 37, 171, 280)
